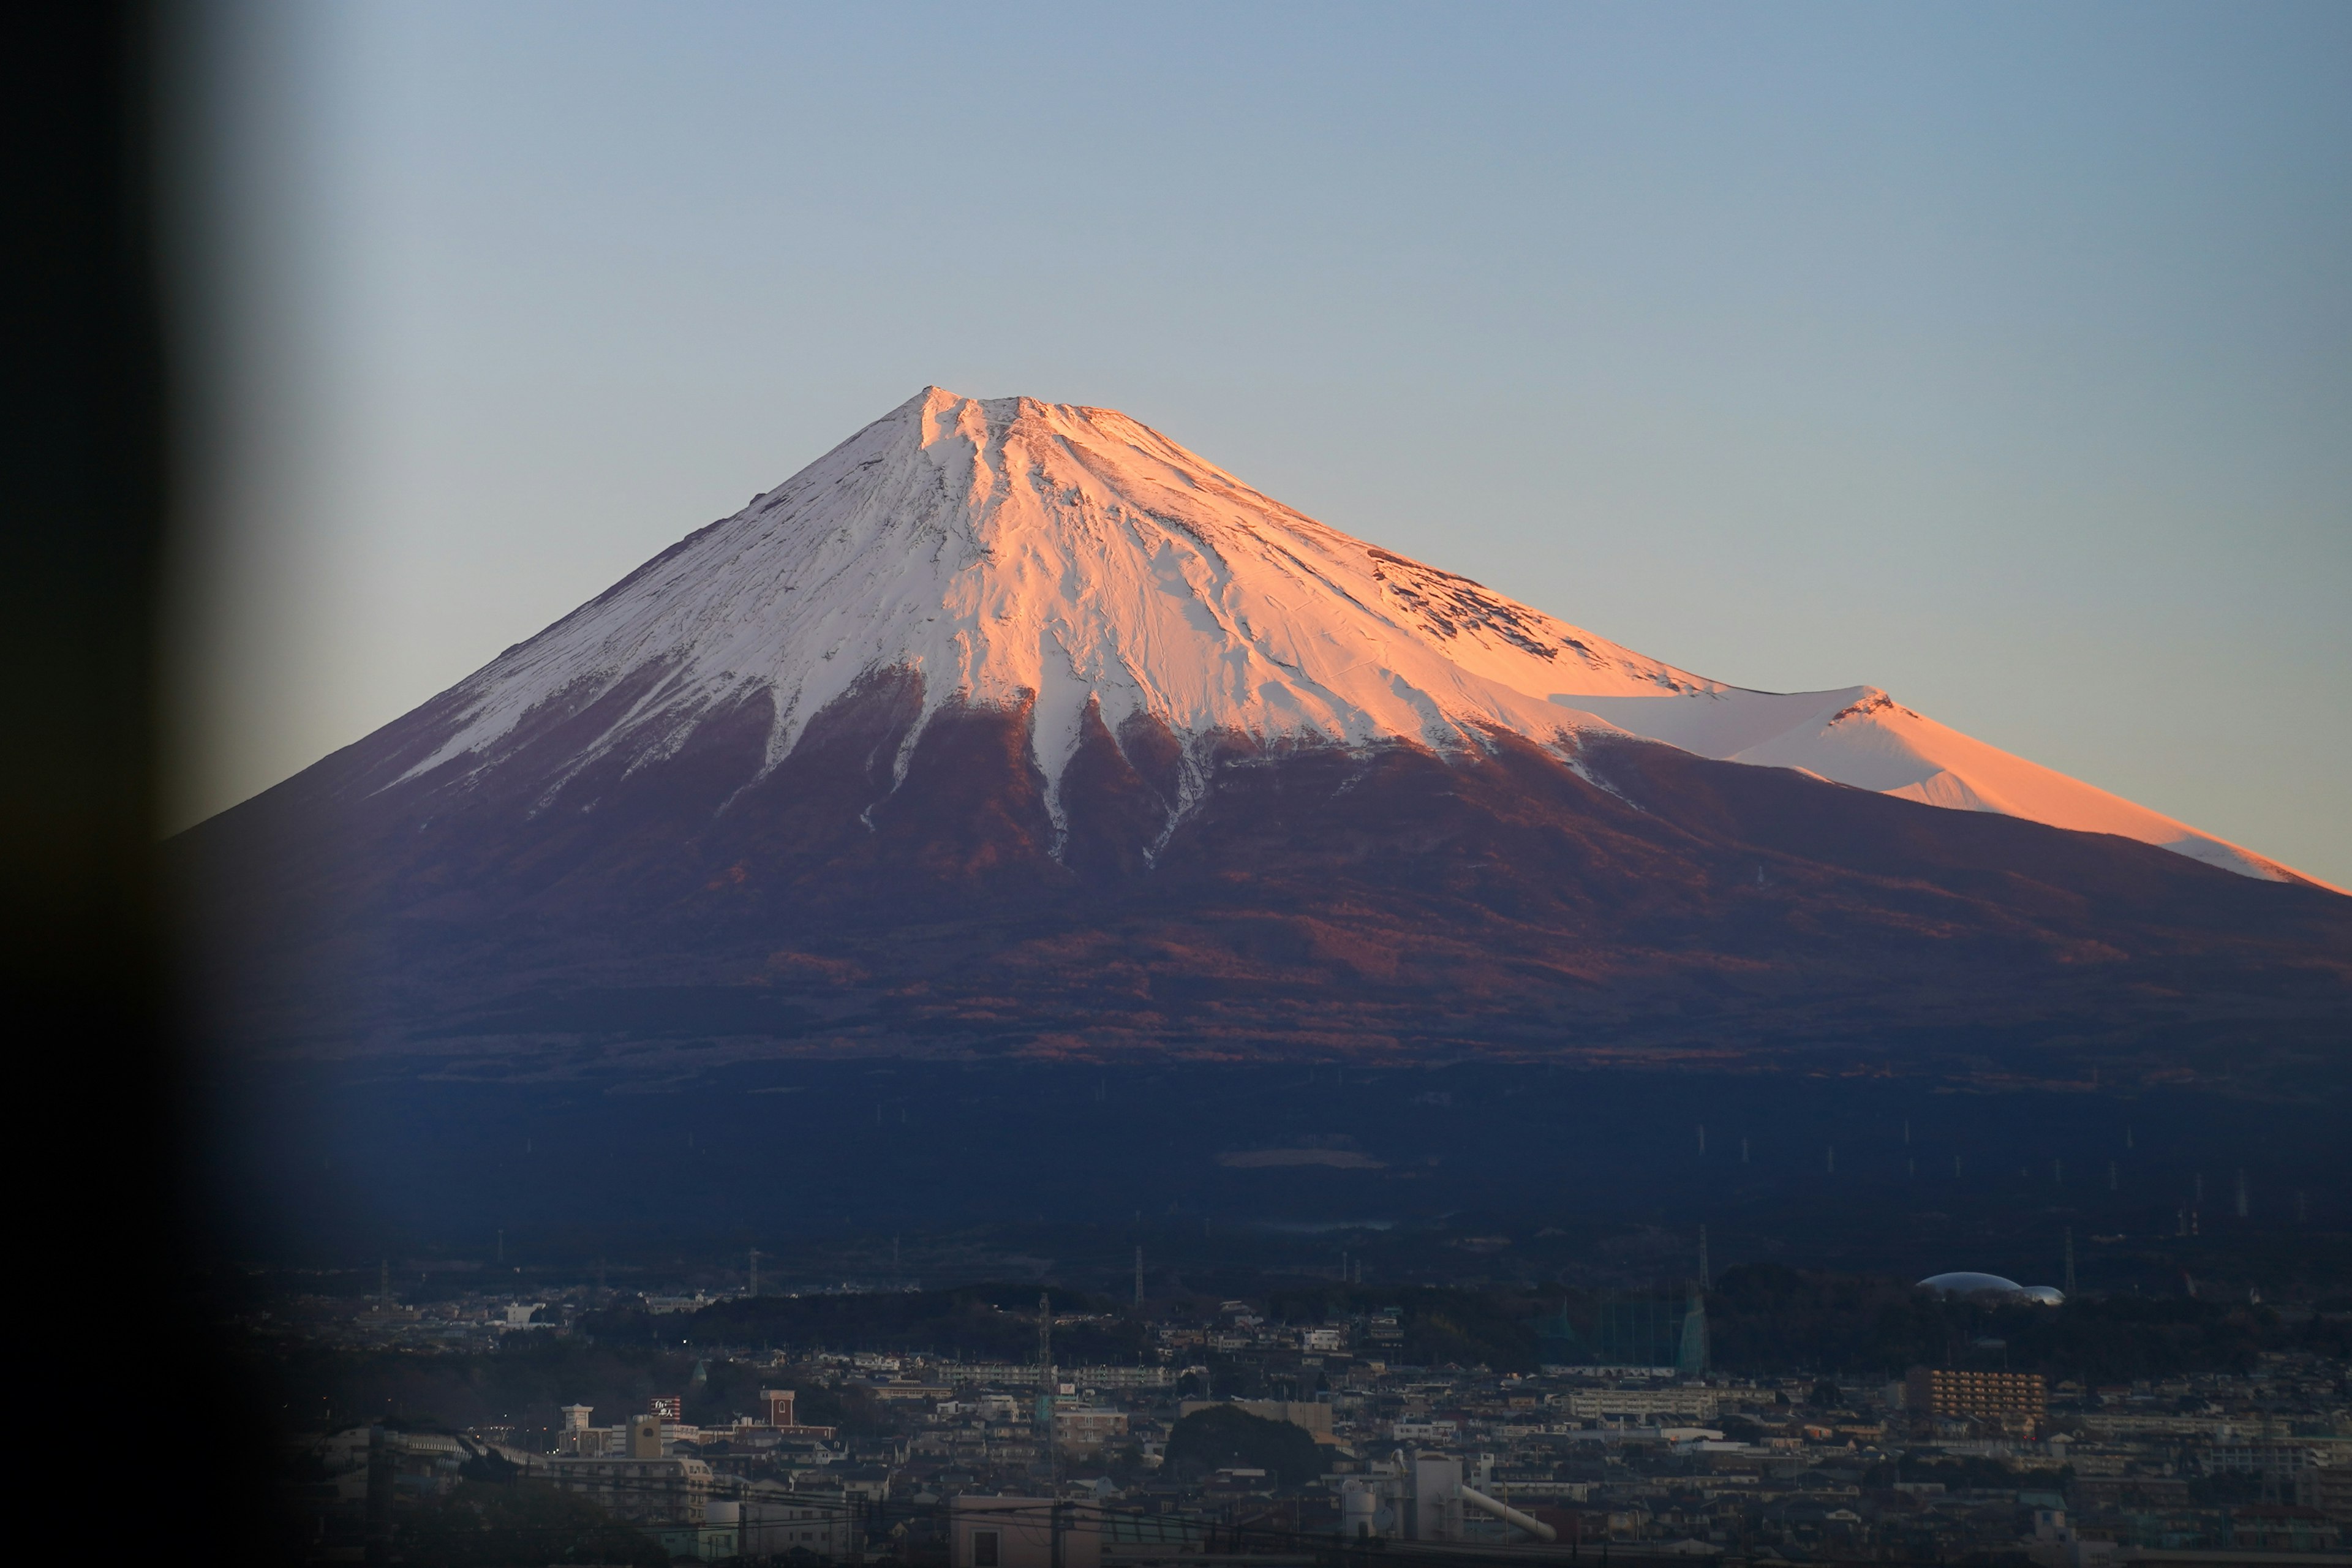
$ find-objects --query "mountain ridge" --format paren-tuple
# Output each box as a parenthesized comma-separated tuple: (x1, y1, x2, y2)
(373, 386, 2312, 886)
(176, 388, 2350, 1071)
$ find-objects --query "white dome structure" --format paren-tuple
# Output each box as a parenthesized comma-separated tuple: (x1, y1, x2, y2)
(1919, 1272, 2026, 1297)
(1918, 1272, 2067, 1304)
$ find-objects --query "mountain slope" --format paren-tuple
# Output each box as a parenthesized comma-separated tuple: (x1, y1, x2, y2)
(392, 386, 2307, 884)
(177, 388, 2350, 1070)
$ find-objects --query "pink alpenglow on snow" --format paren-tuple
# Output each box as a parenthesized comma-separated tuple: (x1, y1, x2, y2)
(408, 387, 2318, 886)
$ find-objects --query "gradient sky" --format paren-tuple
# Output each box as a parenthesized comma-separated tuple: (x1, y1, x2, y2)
(165, 2, 2351, 883)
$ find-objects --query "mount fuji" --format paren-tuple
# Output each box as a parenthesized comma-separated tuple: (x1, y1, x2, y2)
(183, 389, 2350, 1073)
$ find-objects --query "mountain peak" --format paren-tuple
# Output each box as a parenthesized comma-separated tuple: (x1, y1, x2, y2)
(388, 389, 2311, 886)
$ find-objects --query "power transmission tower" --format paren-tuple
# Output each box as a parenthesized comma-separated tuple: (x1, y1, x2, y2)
(1036, 1291, 1059, 1494)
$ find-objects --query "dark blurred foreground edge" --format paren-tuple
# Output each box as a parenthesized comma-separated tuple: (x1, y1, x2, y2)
(2, 1, 271, 1554)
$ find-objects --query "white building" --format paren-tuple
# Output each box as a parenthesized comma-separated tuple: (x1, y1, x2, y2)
(1565, 1388, 1719, 1422)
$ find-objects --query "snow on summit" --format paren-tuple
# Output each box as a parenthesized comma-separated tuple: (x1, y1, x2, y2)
(406, 386, 2309, 884)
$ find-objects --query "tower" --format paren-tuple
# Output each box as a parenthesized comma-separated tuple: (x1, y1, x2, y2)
(2063, 1228, 2075, 1296)
(748, 1248, 760, 1298)
(1134, 1245, 1144, 1306)
(1697, 1225, 1710, 1291)
(1035, 1291, 1059, 1490)
(1675, 1289, 1709, 1378)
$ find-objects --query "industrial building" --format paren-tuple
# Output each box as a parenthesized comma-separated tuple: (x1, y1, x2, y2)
(1539, 1290, 1709, 1376)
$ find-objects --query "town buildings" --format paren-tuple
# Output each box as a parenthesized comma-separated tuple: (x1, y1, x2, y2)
(282, 1284, 2352, 1564)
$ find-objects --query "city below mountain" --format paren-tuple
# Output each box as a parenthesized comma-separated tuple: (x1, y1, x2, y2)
(183, 389, 2351, 1077)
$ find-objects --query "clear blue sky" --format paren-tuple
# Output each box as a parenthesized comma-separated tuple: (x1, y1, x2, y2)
(167, 2, 2351, 883)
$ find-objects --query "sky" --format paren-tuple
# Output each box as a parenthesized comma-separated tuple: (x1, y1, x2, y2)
(164, 1, 2351, 884)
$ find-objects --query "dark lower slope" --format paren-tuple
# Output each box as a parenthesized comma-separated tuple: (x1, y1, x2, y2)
(176, 673, 2352, 1080)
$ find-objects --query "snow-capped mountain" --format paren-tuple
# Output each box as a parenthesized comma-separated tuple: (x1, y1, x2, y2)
(410, 386, 2302, 884)
(183, 388, 2350, 1067)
